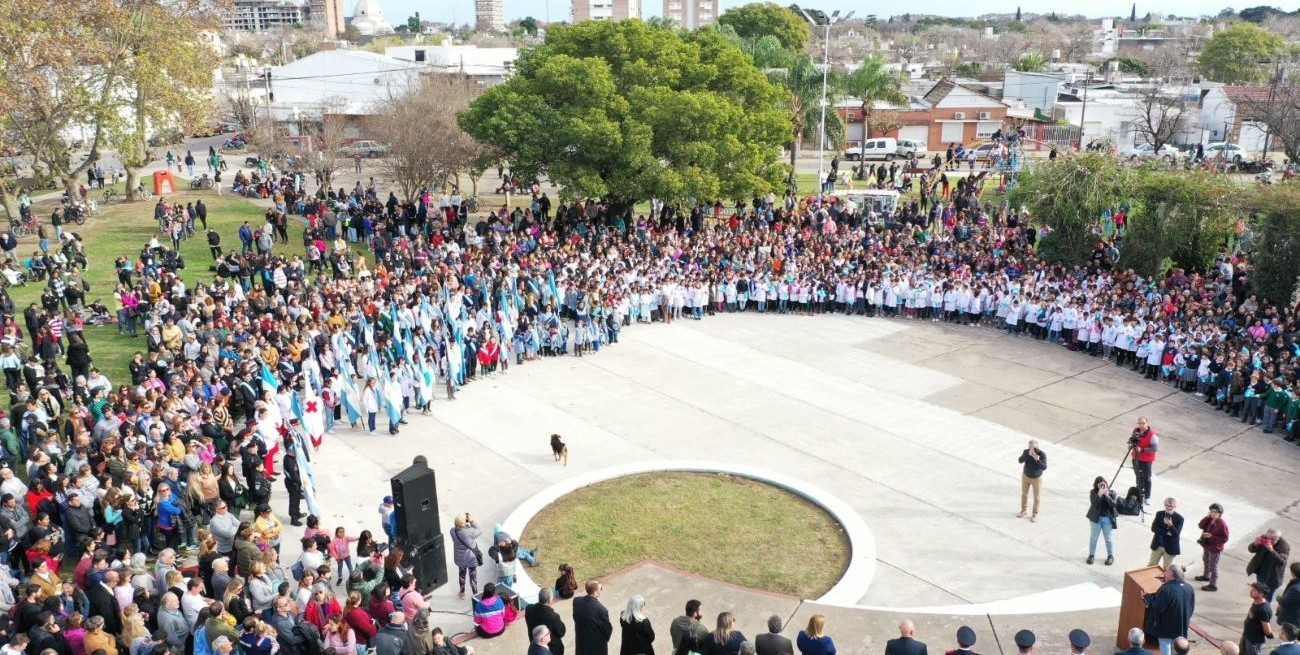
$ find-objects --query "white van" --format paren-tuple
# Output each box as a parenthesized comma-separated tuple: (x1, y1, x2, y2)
(844, 137, 900, 161)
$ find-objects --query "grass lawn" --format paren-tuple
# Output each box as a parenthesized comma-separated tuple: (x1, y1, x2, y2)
(8, 189, 316, 386)
(522, 472, 849, 598)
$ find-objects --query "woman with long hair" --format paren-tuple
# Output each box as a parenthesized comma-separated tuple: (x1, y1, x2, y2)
(700, 612, 745, 655)
(343, 590, 378, 653)
(224, 577, 251, 624)
(1086, 475, 1119, 566)
(796, 614, 836, 655)
(555, 564, 578, 600)
(620, 594, 655, 655)
(324, 613, 359, 655)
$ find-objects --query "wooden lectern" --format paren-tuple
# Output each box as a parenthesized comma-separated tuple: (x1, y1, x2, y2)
(1116, 565, 1165, 651)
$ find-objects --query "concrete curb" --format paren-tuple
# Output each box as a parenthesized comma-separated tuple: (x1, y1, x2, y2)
(499, 460, 875, 605)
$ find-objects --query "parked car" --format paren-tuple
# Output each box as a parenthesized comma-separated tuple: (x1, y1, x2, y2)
(340, 140, 390, 158)
(843, 137, 903, 161)
(1121, 143, 1182, 161)
(896, 139, 926, 156)
(147, 128, 184, 147)
(1202, 142, 1245, 161)
(969, 142, 1000, 162)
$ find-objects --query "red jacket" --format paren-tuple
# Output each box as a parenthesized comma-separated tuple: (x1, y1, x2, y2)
(344, 607, 377, 645)
(1198, 515, 1230, 553)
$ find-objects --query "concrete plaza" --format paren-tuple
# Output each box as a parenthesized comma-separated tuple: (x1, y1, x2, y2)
(289, 312, 1300, 652)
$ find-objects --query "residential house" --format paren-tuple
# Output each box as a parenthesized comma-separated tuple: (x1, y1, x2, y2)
(921, 79, 1010, 148)
(1200, 86, 1271, 151)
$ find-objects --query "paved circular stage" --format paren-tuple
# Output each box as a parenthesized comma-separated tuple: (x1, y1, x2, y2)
(296, 312, 1300, 641)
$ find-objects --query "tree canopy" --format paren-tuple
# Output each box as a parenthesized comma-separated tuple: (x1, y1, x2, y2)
(1196, 22, 1287, 84)
(717, 2, 810, 52)
(459, 19, 789, 210)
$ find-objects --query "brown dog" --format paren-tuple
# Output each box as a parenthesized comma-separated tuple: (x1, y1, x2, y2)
(550, 433, 568, 465)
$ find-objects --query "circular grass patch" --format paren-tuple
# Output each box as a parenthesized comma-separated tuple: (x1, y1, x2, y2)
(522, 471, 850, 598)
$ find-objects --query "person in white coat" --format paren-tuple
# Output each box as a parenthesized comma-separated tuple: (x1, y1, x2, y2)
(362, 377, 382, 435)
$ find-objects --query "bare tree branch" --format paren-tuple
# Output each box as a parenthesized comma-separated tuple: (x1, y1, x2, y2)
(1130, 87, 1189, 151)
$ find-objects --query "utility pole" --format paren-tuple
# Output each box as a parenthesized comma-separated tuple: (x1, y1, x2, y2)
(799, 7, 853, 197)
(1076, 72, 1092, 151)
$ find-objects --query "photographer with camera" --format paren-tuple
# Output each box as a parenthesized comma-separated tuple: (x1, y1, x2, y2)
(1246, 528, 1290, 602)
(1130, 417, 1159, 504)
(1017, 440, 1047, 521)
(1086, 476, 1119, 566)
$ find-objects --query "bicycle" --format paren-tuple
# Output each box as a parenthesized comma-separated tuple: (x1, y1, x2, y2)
(8, 216, 36, 237)
(102, 188, 120, 204)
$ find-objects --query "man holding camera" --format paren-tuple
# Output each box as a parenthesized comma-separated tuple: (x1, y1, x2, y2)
(1017, 440, 1047, 521)
(1131, 417, 1159, 504)
(1247, 528, 1290, 603)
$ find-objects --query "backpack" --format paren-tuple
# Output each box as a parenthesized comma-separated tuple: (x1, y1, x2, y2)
(1116, 486, 1142, 516)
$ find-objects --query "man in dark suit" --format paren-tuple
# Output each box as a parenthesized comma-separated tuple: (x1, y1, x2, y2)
(530, 626, 555, 655)
(526, 588, 568, 655)
(885, 620, 928, 655)
(755, 615, 793, 655)
(572, 580, 612, 655)
(1143, 564, 1195, 655)
(88, 570, 123, 634)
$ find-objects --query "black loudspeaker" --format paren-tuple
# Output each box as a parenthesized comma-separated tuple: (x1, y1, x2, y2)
(390, 465, 441, 546)
(407, 533, 448, 593)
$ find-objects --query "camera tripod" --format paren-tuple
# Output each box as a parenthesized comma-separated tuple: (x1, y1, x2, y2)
(1109, 445, 1148, 519)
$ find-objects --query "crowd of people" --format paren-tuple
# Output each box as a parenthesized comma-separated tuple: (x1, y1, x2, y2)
(0, 139, 1296, 655)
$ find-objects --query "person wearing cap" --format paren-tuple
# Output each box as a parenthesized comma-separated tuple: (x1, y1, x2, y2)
(282, 436, 303, 526)
(885, 620, 927, 655)
(1143, 565, 1195, 655)
(944, 626, 978, 655)
(379, 496, 396, 542)
(1242, 582, 1276, 655)
(1012, 630, 1034, 655)
(1067, 629, 1090, 655)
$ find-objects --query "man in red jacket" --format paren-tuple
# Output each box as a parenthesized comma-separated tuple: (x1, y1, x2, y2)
(1130, 417, 1159, 504)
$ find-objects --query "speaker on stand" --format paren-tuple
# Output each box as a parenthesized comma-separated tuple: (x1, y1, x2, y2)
(391, 464, 448, 593)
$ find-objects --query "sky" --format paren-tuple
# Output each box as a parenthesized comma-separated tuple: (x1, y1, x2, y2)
(372, 0, 1247, 26)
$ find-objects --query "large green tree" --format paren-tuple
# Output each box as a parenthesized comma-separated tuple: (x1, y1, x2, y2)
(1246, 185, 1300, 305)
(102, 0, 220, 200)
(716, 2, 810, 52)
(841, 55, 906, 140)
(1120, 168, 1239, 276)
(1008, 153, 1138, 265)
(459, 20, 789, 211)
(1196, 22, 1287, 84)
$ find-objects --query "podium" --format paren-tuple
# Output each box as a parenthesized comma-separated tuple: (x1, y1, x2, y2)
(1116, 565, 1164, 651)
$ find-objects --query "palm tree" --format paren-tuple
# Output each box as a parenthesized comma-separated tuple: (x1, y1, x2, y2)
(752, 36, 831, 174)
(841, 55, 906, 141)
